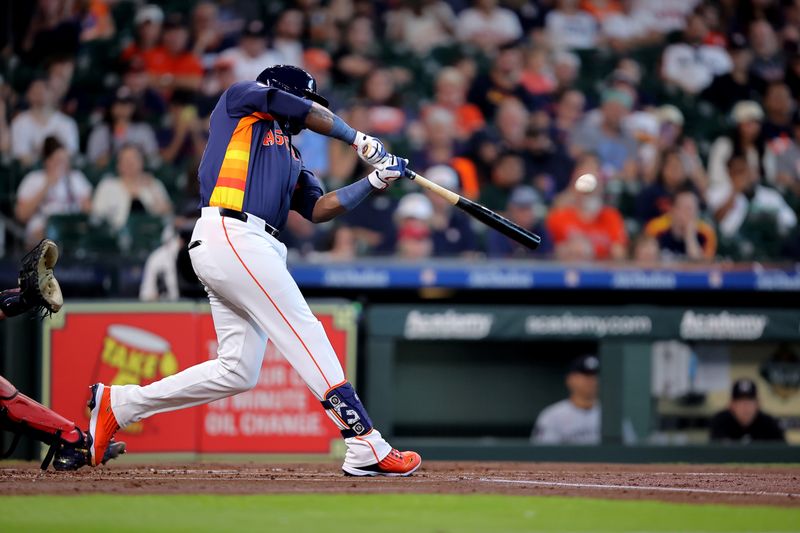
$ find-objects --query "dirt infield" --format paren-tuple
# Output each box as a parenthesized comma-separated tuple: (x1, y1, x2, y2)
(2, 462, 799, 507)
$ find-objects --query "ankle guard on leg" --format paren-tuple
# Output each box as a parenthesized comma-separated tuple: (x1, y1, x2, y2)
(321, 382, 373, 439)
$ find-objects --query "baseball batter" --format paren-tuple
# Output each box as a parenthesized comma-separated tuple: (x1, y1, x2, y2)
(87, 65, 421, 476)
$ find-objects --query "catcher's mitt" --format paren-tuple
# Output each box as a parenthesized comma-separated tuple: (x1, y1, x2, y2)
(19, 239, 63, 317)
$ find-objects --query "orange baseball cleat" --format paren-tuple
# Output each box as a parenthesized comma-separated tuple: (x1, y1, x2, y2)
(87, 383, 120, 467)
(343, 449, 422, 477)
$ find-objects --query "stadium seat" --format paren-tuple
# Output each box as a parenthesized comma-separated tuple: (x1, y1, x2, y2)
(119, 213, 165, 260)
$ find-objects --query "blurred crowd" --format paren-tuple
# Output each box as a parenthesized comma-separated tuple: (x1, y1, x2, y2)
(2, 0, 800, 267)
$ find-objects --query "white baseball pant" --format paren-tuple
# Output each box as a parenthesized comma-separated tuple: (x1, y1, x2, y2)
(111, 207, 391, 467)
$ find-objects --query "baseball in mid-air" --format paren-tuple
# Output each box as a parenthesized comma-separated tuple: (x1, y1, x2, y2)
(575, 173, 598, 193)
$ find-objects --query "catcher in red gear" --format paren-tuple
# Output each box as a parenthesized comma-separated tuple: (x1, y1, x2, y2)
(0, 240, 125, 470)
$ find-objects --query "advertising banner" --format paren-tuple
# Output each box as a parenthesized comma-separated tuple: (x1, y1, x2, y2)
(43, 302, 357, 456)
(369, 306, 800, 341)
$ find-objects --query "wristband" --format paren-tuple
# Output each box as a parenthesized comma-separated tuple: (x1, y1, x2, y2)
(335, 177, 374, 211)
(330, 114, 357, 144)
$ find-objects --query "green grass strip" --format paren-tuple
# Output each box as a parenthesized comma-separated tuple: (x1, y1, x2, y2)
(1, 493, 798, 533)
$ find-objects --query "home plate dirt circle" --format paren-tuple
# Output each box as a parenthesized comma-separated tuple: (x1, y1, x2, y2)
(2, 462, 799, 507)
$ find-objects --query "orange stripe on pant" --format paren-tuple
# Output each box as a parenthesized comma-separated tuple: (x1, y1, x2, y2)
(221, 217, 332, 390)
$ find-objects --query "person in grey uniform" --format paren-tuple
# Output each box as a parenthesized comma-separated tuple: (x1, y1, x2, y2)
(531, 355, 601, 444)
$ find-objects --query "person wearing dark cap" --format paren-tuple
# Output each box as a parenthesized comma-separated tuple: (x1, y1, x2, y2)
(532, 355, 601, 445)
(488, 185, 551, 258)
(709, 378, 785, 443)
(701, 32, 765, 113)
(141, 13, 204, 93)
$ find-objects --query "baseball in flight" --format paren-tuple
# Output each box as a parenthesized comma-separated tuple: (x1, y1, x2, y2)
(575, 173, 598, 193)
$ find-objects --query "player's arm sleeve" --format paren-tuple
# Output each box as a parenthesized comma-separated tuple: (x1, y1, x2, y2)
(531, 409, 561, 444)
(290, 166, 325, 222)
(225, 81, 312, 121)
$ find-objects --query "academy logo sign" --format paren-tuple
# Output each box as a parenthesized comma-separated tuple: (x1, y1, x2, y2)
(524, 313, 652, 337)
(679, 311, 768, 340)
(404, 310, 494, 339)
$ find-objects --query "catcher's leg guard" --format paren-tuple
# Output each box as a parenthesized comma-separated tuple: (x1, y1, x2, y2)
(321, 381, 373, 438)
(0, 375, 81, 468)
(0, 375, 125, 470)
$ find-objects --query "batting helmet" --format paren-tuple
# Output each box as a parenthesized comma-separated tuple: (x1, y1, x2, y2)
(256, 64, 329, 108)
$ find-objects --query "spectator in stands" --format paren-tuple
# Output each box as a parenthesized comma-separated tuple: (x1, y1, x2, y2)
(410, 107, 458, 170)
(710, 378, 785, 443)
(0, 81, 10, 159)
(46, 56, 77, 116)
(701, 33, 765, 113)
(601, 0, 661, 53)
(532, 355, 601, 445)
(553, 89, 586, 148)
(273, 9, 305, 68)
(395, 193, 434, 260)
(552, 50, 581, 92)
(520, 47, 556, 97)
(773, 112, 800, 196)
(217, 20, 280, 83)
(636, 148, 702, 223)
(571, 88, 637, 177)
(308, 225, 359, 263)
(662, 10, 732, 95)
(525, 123, 575, 202)
(708, 101, 773, 193)
(422, 166, 478, 257)
(545, 0, 599, 51)
(385, 0, 456, 56)
(480, 152, 526, 211)
(91, 144, 172, 231)
(709, 153, 796, 242)
(487, 185, 551, 258)
(15, 137, 92, 247)
(761, 82, 796, 141)
(427, 67, 485, 140)
(190, 1, 234, 68)
(547, 172, 628, 261)
(121, 4, 164, 64)
(11, 78, 79, 167)
(332, 16, 378, 86)
(77, 0, 115, 42)
(360, 69, 407, 136)
(143, 13, 205, 94)
(631, 233, 660, 266)
(140, 217, 201, 301)
(637, 0, 698, 35)
(199, 56, 237, 117)
(20, 0, 80, 67)
(467, 44, 538, 120)
(749, 19, 784, 84)
(785, 43, 800, 98)
(495, 98, 529, 152)
(644, 188, 717, 262)
(121, 59, 167, 126)
(456, 0, 523, 52)
(86, 87, 159, 169)
(159, 90, 207, 168)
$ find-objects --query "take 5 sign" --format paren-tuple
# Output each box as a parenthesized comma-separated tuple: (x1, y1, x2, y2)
(42, 302, 357, 455)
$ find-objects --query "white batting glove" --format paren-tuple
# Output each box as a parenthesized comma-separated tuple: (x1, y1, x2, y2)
(353, 131, 389, 170)
(367, 155, 408, 190)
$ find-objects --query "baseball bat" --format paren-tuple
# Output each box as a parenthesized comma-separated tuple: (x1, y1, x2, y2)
(404, 169, 542, 250)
